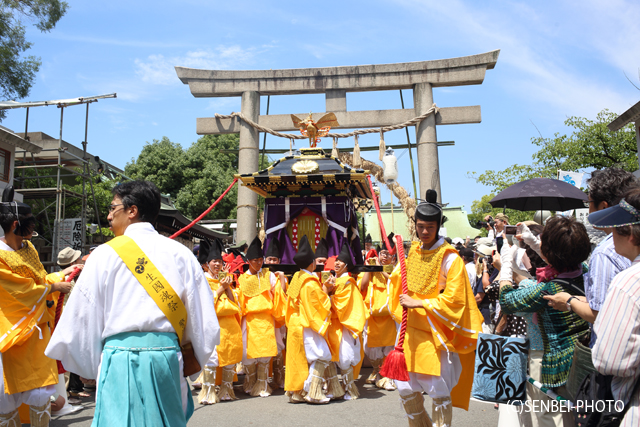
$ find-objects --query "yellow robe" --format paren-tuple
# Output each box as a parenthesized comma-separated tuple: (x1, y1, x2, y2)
(206, 277, 243, 367)
(237, 269, 284, 359)
(326, 274, 368, 363)
(389, 241, 483, 411)
(359, 271, 397, 348)
(0, 240, 59, 394)
(284, 271, 331, 392)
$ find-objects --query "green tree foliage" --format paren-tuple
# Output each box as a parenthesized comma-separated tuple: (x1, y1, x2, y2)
(467, 109, 637, 223)
(126, 134, 269, 220)
(19, 166, 117, 242)
(0, 0, 68, 120)
(124, 137, 185, 197)
(469, 110, 638, 194)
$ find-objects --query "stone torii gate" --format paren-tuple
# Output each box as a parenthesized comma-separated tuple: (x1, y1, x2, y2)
(176, 50, 500, 244)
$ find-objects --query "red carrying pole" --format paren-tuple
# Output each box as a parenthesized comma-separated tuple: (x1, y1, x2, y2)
(366, 175, 394, 254)
(379, 234, 410, 381)
(169, 178, 238, 240)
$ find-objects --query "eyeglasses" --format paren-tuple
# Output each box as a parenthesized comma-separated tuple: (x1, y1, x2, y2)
(108, 203, 124, 213)
(582, 200, 596, 208)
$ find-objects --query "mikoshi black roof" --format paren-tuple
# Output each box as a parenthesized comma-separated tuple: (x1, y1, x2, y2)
(235, 147, 373, 199)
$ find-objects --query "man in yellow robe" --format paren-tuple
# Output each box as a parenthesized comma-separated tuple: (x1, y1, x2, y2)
(326, 242, 368, 400)
(263, 239, 286, 389)
(359, 233, 398, 391)
(390, 189, 482, 427)
(0, 188, 72, 427)
(237, 236, 285, 398)
(284, 235, 333, 404)
(196, 239, 242, 404)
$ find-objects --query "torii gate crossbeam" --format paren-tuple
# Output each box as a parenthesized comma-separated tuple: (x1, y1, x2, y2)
(176, 50, 500, 244)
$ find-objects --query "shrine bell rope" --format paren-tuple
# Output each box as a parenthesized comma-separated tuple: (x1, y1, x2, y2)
(213, 104, 439, 141)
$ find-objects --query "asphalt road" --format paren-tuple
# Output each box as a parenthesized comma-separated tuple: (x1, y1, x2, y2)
(48, 368, 499, 427)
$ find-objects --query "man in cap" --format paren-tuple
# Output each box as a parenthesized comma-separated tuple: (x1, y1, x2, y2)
(0, 187, 73, 427)
(263, 238, 287, 389)
(325, 242, 368, 400)
(284, 236, 334, 404)
(46, 181, 219, 426)
(359, 233, 398, 391)
(236, 236, 285, 397)
(196, 239, 242, 404)
(390, 189, 482, 427)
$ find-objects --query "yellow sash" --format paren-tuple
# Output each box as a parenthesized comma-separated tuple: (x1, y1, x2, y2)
(107, 236, 187, 343)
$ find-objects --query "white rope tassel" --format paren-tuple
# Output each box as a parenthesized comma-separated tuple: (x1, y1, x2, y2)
(289, 138, 294, 155)
(332, 137, 339, 158)
(353, 135, 362, 168)
(379, 129, 386, 161)
(434, 399, 451, 411)
(399, 396, 425, 420)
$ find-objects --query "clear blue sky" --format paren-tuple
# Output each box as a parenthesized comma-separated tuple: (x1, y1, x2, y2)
(2, 0, 639, 215)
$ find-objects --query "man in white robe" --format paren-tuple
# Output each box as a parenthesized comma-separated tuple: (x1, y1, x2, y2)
(46, 180, 219, 426)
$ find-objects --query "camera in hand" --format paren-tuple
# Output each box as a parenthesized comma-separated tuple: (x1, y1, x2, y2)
(504, 225, 517, 235)
(475, 216, 495, 229)
(483, 255, 493, 265)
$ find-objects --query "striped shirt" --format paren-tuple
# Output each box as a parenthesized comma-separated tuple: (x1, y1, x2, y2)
(592, 255, 640, 427)
(585, 234, 631, 346)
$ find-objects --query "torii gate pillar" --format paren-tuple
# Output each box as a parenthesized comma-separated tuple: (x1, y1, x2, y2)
(237, 91, 260, 244)
(414, 83, 440, 202)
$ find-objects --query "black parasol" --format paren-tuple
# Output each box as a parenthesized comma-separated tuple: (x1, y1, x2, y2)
(489, 178, 588, 211)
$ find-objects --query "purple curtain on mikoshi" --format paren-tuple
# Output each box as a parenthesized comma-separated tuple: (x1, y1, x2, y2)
(263, 196, 363, 265)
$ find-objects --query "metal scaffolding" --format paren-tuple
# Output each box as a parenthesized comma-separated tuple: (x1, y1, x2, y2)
(1, 93, 117, 268)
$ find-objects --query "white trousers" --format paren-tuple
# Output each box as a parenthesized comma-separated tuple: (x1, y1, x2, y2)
(395, 351, 462, 399)
(337, 327, 361, 371)
(205, 347, 219, 368)
(0, 353, 55, 413)
(302, 328, 332, 394)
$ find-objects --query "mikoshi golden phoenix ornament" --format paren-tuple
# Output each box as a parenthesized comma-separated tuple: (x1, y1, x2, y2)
(291, 112, 339, 147)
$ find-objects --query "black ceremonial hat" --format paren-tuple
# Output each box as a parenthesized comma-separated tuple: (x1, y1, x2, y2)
(245, 236, 264, 260)
(315, 238, 329, 259)
(293, 235, 315, 268)
(197, 240, 211, 265)
(0, 186, 31, 216)
(265, 239, 281, 259)
(207, 238, 224, 262)
(385, 232, 396, 250)
(364, 234, 372, 243)
(337, 241, 354, 269)
(415, 189, 443, 224)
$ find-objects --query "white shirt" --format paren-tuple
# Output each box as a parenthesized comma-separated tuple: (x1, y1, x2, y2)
(45, 222, 219, 379)
(465, 261, 477, 289)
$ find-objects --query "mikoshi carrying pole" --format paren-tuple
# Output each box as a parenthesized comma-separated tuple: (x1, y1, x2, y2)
(379, 234, 409, 381)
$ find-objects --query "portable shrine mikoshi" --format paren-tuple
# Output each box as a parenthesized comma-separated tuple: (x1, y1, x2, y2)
(234, 147, 382, 273)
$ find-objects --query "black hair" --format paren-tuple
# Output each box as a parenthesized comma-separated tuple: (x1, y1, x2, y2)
(540, 216, 590, 272)
(112, 180, 161, 223)
(0, 211, 31, 234)
(588, 168, 639, 207)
